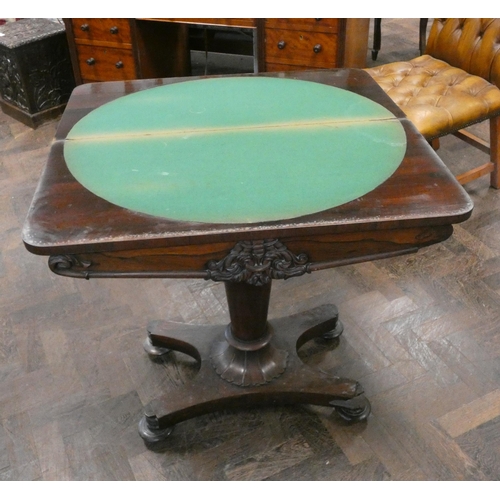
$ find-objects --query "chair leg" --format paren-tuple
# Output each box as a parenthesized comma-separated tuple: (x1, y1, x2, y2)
(430, 138, 440, 150)
(372, 19, 381, 60)
(490, 115, 500, 189)
(419, 18, 428, 55)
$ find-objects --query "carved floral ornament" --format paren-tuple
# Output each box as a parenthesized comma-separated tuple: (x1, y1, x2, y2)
(206, 239, 311, 286)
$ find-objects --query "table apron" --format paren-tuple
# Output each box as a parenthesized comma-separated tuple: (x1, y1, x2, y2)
(47, 224, 453, 281)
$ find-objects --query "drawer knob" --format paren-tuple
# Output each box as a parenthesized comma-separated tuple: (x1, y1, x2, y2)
(115, 61, 124, 69)
(80, 24, 89, 31)
(277, 40, 286, 50)
(313, 44, 322, 53)
(110, 26, 119, 34)
(86, 57, 96, 66)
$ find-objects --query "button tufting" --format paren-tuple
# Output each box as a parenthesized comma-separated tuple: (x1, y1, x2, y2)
(364, 18, 500, 144)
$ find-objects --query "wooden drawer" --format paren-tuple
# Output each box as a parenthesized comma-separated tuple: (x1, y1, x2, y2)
(265, 18, 339, 33)
(71, 18, 132, 46)
(76, 45, 136, 82)
(265, 29, 338, 68)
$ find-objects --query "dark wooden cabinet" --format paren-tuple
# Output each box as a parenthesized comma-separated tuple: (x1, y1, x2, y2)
(64, 18, 369, 84)
(0, 18, 75, 127)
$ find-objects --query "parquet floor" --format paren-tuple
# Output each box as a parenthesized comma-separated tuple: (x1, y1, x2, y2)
(1, 19, 500, 481)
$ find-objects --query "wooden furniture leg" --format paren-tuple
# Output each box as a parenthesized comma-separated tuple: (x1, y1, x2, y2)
(490, 115, 500, 189)
(372, 18, 381, 61)
(419, 18, 428, 55)
(453, 116, 500, 188)
(373, 18, 427, 61)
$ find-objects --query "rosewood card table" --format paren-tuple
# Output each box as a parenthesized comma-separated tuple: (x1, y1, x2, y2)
(22, 69, 473, 444)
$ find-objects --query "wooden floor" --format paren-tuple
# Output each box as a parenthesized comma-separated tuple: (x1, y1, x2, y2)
(2, 19, 500, 481)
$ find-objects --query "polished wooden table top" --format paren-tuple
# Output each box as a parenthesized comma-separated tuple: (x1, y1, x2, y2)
(23, 69, 472, 264)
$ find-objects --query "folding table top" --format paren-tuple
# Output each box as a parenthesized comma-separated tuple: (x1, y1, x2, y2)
(23, 70, 473, 255)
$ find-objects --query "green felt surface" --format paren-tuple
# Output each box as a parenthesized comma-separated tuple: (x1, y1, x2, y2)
(64, 76, 407, 223)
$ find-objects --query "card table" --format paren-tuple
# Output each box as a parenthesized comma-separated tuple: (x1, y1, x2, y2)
(23, 69, 473, 443)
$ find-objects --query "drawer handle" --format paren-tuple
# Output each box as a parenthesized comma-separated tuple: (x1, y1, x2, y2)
(313, 44, 322, 53)
(110, 26, 119, 34)
(80, 24, 89, 31)
(86, 57, 96, 66)
(315, 18, 323, 21)
(115, 61, 124, 69)
(277, 40, 286, 50)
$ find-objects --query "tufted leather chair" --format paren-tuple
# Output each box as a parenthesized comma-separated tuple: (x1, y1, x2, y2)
(365, 18, 500, 188)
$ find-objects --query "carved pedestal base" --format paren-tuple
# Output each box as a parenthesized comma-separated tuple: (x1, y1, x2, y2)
(138, 304, 370, 444)
(211, 332, 289, 386)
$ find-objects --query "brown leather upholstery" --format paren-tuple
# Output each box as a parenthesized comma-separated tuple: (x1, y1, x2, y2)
(425, 19, 500, 88)
(367, 55, 500, 139)
(365, 19, 500, 188)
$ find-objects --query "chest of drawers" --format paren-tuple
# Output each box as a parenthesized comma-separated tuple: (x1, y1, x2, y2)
(64, 18, 191, 84)
(66, 19, 137, 83)
(64, 18, 368, 83)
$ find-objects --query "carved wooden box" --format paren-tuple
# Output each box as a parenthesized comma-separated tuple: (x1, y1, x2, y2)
(0, 18, 75, 128)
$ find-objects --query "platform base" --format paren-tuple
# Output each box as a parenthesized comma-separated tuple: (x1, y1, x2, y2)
(138, 304, 370, 443)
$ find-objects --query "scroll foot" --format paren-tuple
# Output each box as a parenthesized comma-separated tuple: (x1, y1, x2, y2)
(138, 415, 174, 444)
(330, 395, 371, 422)
(320, 318, 344, 341)
(143, 336, 170, 359)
